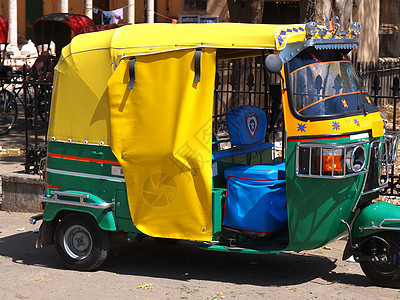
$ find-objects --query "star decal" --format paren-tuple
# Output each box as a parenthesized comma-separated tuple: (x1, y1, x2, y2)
(354, 119, 360, 127)
(297, 123, 307, 133)
(366, 95, 372, 104)
(342, 99, 348, 108)
(332, 121, 340, 131)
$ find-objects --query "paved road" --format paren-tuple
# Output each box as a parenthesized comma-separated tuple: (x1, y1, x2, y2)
(0, 211, 399, 299)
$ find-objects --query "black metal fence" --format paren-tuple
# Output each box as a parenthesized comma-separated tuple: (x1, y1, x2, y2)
(213, 57, 283, 157)
(21, 65, 52, 174)
(355, 61, 400, 196)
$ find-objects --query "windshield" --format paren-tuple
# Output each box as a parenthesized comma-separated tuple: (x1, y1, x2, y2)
(287, 48, 377, 118)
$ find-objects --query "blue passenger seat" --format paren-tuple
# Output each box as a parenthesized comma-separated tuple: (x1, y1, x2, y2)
(212, 105, 273, 161)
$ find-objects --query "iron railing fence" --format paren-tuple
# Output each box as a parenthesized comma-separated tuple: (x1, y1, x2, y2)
(213, 57, 284, 159)
(355, 61, 400, 196)
(21, 65, 52, 174)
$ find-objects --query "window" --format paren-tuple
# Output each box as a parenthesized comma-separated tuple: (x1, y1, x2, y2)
(183, 0, 207, 11)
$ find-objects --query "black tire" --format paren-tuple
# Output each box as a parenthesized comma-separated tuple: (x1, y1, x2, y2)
(0, 90, 18, 135)
(359, 232, 400, 287)
(54, 214, 110, 271)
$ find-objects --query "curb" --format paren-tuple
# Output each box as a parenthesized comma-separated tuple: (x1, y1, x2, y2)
(1, 172, 43, 212)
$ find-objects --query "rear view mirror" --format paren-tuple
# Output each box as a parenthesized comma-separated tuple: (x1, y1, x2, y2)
(265, 54, 283, 74)
(264, 54, 286, 90)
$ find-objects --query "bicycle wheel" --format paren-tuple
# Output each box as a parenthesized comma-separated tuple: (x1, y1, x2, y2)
(0, 89, 18, 135)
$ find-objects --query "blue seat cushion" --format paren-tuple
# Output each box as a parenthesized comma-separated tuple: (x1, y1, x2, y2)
(212, 141, 273, 161)
(223, 163, 287, 233)
(227, 105, 267, 146)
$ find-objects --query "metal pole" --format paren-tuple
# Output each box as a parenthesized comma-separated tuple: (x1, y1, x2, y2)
(147, 0, 154, 23)
(60, 0, 68, 13)
(84, 0, 93, 19)
(23, 65, 29, 173)
(7, 0, 20, 55)
(128, 0, 135, 24)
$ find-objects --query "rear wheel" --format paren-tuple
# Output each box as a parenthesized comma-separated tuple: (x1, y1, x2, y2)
(359, 232, 400, 287)
(0, 90, 18, 135)
(54, 214, 110, 271)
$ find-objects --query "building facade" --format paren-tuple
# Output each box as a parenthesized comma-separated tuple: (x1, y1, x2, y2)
(0, 0, 397, 61)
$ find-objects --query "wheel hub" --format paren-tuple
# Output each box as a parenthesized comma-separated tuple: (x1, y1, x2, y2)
(63, 225, 93, 260)
(72, 232, 91, 251)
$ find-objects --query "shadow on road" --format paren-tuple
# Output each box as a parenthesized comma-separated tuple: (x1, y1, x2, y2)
(0, 231, 370, 287)
(0, 231, 61, 269)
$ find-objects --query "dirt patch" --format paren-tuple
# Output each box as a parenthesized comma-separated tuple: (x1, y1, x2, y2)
(1, 211, 400, 299)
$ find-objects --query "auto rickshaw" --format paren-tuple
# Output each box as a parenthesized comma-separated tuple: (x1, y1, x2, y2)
(30, 21, 400, 287)
(32, 13, 95, 59)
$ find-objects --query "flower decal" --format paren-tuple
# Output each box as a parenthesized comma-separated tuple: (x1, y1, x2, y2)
(297, 123, 307, 133)
(332, 121, 340, 131)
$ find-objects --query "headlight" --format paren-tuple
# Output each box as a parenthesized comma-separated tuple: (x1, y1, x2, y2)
(346, 145, 366, 172)
(317, 148, 343, 174)
(296, 142, 368, 178)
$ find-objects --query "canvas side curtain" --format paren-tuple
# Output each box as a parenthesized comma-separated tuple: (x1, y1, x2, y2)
(108, 48, 216, 241)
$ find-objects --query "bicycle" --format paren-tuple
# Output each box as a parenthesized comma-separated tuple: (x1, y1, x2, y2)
(0, 66, 18, 135)
(0, 66, 51, 135)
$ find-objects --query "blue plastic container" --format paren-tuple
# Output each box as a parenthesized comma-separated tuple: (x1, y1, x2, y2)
(223, 163, 287, 233)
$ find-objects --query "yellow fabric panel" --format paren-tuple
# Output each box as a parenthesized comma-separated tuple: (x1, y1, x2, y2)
(49, 33, 116, 145)
(108, 49, 216, 241)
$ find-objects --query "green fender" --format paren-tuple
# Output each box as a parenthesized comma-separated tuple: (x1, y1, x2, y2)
(42, 191, 117, 232)
(352, 201, 400, 238)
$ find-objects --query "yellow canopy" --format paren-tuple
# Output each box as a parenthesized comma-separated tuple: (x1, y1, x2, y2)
(49, 23, 297, 145)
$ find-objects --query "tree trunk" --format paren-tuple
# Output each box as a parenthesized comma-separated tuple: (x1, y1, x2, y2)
(332, 0, 352, 29)
(300, 0, 352, 29)
(245, 0, 264, 24)
(300, 0, 316, 23)
(227, 0, 264, 23)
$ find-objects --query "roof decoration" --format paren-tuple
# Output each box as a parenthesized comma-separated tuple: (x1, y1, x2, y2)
(275, 24, 306, 51)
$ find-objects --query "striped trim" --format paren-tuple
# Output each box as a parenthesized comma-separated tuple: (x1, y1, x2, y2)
(45, 183, 59, 189)
(227, 175, 285, 181)
(47, 152, 120, 166)
(287, 130, 370, 142)
(289, 135, 350, 142)
(46, 167, 126, 183)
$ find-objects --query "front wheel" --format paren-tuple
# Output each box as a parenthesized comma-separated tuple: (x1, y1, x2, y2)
(359, 232, 400, 287)
(54, 214, 110, 271)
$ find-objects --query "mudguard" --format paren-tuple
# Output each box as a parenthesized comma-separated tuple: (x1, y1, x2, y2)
(352, 201, 400, 238)
(41, 191, 117, 232)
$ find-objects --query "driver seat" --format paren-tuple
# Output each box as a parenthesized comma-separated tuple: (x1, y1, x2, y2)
(212, 105, 273, 161)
